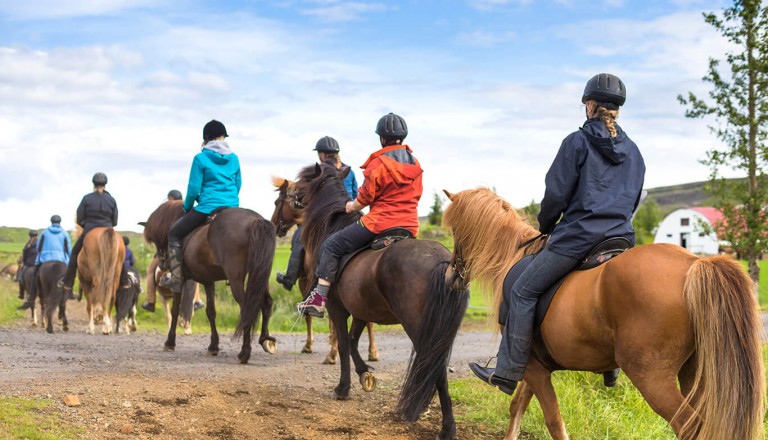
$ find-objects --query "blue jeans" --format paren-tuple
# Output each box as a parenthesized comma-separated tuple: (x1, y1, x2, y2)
(496, 248, 580, 380)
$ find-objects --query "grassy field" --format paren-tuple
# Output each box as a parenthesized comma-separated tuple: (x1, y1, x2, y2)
(0, 397, 83, 439)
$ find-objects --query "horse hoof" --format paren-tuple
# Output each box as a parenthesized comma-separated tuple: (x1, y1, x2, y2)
(322, 354, 337, 365)
(183, 329, 192, 336)
(332, 390, 350, 401)
(360, 372, 377, 392)
(63, 326, 68, 332)
(261, 340, 276, 354)
(301, 345, 313, 354)
(163, 345, 175, 352)
(368, 353, 380, 362)
(46, 328, 53, 334)
(207, 350, 219, 356)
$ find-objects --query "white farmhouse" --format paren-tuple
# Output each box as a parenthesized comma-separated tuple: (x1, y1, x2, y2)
(653, 207, 722, 255)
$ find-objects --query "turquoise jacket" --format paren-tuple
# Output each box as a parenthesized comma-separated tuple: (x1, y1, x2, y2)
(36, 224, 71, 265)
(184, 141, 241, 214)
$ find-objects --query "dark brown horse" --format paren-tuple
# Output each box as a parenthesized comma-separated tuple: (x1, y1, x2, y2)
(77, 227, 125, 335)
(18, 265, 40, 326)
(295, 163, 468, 440)
(37, 261, 68, 333)
(442, 187, 765, 440)
(271, 176, 379, 364)
(143, 201, 276, 364)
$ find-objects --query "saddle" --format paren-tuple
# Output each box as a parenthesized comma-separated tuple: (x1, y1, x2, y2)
(498, 237, 631, 373)
(336, 227, 413, 277)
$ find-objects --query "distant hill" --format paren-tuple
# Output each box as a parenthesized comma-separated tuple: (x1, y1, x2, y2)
(645, 178, 745, 215)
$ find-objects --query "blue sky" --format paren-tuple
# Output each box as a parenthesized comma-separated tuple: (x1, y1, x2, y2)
(0, 0, 733, 231)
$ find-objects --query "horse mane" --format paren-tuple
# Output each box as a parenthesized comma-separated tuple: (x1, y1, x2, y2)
(295, 163, 360, 268)
(442, 187, 543, 325)
(143, 200, 185, 249)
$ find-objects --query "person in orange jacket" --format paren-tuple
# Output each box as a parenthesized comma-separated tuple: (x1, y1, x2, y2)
(296, 113, 423, 317)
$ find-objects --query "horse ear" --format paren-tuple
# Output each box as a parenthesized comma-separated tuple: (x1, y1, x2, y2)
(271, 176, 286, 188)
(137, 221, 147, 227)
(443, 189, 455, 201)
(339, 165, 351, 180)
(313, 163, 322, 178)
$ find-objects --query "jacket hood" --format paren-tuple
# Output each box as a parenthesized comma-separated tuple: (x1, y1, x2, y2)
(202, 140, 235, 165)
(580, 118, 630, 165)
(362, 145, 423, 185)
(47, 224, 65, 234)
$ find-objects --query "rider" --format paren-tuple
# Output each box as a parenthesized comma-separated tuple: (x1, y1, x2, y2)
(275, 136, 359, 291)
(16, 229, 39, 302)
(18, 216, 71, 310)
(159, 120, 241, 293)
(469, 73, 645, 395)
(296, 113, 423, 317)
(58, 172, 119, 295)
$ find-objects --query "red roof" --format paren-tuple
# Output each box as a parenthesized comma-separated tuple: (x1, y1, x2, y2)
(690, 207, 724, 225)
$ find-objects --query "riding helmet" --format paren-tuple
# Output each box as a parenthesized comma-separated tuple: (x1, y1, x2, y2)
(28, 229, 38, 237)
(582, 73, 626, 108)
(167, 189, 182, 200)
(92, 172, 108, 186)
(375, 113, 408, 140)
(314, 136, 340, 153)
(203, 120, 228, 141)
(50, 215, 61, 224)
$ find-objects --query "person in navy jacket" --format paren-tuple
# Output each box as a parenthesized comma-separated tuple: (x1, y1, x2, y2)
(19, 215, 71, 310)
(159, 120, 241, 293)
(469, 73, 645, 395)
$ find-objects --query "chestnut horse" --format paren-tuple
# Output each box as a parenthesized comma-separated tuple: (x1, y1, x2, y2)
(77, 227, 125, 335)
(143, 201, 276, 364)
(295, 163, 469, 440)
(442, 187, 765, 440)
(271, 176, 379, 364)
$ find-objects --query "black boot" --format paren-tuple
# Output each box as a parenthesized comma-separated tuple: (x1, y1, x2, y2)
(159, 243, 183, 293)
(602, 368, 620, 387)
(468, 362, 518, 395)
(141, 302, 156, 313)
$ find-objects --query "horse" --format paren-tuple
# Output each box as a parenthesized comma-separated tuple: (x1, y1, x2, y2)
(37, 261, 68, 333)
(271, 176, 379, 364)
(17, 264, 40, 326)
(294, 163, 469, 440)
(0, 263, 18, 279)
(114, 267, 140, 334)
(77, 227, 125, 335)
(144, 256, 197, 335)
(142, 201, 276, 364)
(441, 187, 765, 440)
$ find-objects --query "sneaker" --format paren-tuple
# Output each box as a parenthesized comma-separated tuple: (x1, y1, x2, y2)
(193, 300, 205, 311)
(141, 302, 155, 313)
(275, 272, 294, 291)
(296, 291, 326, 318)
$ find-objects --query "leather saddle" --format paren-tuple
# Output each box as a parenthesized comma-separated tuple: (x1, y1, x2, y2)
(336, 227, 413, 276)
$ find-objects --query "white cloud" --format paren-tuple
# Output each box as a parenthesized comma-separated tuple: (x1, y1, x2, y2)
(298, 1, 387, 22)
(457, 30, 517, 47)
(0, 0, 168, 20)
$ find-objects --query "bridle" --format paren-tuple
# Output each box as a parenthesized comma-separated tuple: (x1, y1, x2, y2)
(274, 186, 304, 236)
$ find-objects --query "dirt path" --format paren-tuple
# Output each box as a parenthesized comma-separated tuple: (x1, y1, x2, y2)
(0, 299, 501, 439)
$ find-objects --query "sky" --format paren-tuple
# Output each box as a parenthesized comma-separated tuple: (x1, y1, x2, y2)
(0, 0, 736, 232)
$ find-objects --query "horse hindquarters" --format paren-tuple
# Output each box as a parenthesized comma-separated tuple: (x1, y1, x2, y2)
(681, 256, 764, 440)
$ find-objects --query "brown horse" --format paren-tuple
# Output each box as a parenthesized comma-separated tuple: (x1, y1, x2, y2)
(77, 227, 125, 335)
(295, 163, 469, 440)
(442, 187, 765, 440)
(1, 263, 18, 279)
(143, 201, 276, 364)
(37, 261, 69, 333)
(18, 265, 41, 326)
(271, 176, 379, 364)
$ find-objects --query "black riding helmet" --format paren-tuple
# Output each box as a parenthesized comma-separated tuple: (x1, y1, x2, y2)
(50, 215, 61, 224)
(29, 229, 38, 237)
(375, 113, 408, 140)
(167, 189, 182, 200)
(92, 172, 108, 186)
(203, 120, 228, 142)
(582, 73, 626, 109)
(314, 136, 340, 153)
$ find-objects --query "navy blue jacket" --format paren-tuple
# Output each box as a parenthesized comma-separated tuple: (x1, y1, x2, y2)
(538, 118, 645, 259)
(76, 191, 118, 232)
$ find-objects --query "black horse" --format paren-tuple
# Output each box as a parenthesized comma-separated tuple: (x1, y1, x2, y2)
(295, 163, 469, 440)
(37, 261, 68, 333)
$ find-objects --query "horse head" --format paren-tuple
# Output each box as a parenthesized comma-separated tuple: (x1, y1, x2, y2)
(270, 176, 304, 238)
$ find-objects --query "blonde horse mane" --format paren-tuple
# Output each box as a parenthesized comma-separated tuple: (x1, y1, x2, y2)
(443, 187, 544, 325)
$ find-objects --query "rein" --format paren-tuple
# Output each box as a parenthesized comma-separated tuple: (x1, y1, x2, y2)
(275, 187, 304, 235)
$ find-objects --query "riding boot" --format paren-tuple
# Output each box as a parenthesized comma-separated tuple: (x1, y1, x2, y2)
(159, 242, 183, 293)
(602, 368, 621, 387)
(18, 266, 39, 310)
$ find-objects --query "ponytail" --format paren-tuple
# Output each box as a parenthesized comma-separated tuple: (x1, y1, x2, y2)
(596, 106, 619, 138)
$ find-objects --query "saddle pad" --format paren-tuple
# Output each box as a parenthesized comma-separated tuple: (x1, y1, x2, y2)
(336, 228, 413, 279)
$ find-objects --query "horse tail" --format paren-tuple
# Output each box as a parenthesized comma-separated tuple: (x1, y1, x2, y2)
(397, 260, 469, 421)
(95, 228, 120, 319)
(680, 255, 765, 440)
(234, 218, 276, 339)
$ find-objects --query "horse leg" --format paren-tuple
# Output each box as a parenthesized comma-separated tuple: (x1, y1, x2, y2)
(349, 318, 375, 392)
(86, 298, 95, 335)
(503, 380, 535, 440)
(366, 322, 379, 362)
(61, 297, 68, 332)
(435, 367, 456, 440)
(163, 290, 181, 351)
(522, 361, 569, 440)
(624, 366, 697, 439)
(323, 321, 339, 365)
(203, 283, 219, 356)
(257, 292, 276, 354)
(330, 306, 352, 400)
(302, 316, 314, 354)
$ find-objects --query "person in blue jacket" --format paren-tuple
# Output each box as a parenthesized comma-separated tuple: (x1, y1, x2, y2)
(469, 73, 646, 395)
(18, 215, 71, 310)
(159, 120, 241, 293)
(275, 136, 358, 291)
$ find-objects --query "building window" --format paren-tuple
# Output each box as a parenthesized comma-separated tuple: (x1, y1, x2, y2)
(666, 234, 672, 238)
(680, 218, 690, 226)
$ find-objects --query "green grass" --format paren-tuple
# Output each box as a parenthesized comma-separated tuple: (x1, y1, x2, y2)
(0, 397, 83, 439)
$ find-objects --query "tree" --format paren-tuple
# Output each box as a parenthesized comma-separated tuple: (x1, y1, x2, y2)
(678, 0, 768, 286)
(428, 192, 443, 226)
(632, 197, 662, 245)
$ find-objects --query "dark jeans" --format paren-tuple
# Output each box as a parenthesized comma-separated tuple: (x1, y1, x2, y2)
(283, 225, 304, 282)
(168, 208, 208, 247)
(315, 221, 375, 283)
(61, 234, 85, 286)
(496, 248, 580, 381)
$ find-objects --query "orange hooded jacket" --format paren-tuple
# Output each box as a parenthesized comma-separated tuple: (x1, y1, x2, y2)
(355, 144, 423, 236)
